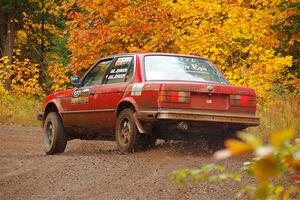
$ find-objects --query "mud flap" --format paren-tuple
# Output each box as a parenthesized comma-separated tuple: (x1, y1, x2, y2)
(133, 113, 147, 134)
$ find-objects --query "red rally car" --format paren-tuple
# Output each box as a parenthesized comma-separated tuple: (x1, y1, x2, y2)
(38, 53, 259, 154)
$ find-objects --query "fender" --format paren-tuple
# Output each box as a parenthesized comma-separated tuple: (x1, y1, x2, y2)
(116, 97, 140, 114)
(41, 99, 65, 123)
(43, 99, 64, 113)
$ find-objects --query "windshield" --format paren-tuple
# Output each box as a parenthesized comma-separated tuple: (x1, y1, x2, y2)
(144, 55, 228, 84)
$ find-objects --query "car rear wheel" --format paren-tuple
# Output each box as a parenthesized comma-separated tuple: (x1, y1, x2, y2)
(115, 109, 146, 153)
(43, 112, 67, 155)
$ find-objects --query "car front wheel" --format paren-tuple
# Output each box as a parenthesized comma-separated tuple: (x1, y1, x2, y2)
(43, 112, 67, 155)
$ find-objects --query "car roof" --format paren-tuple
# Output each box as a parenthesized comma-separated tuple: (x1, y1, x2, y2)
(101, 52, 208, 60)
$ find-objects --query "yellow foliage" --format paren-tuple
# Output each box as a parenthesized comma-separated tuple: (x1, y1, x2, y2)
(0, 85, 8, 95)
(174, 128, 299, 199)
(213, 128, 300, 198)
(270, 129, 296, 148)
(164, 0, 296, 100)
(0, 54, 42, 95)
(252, 156, 281, 185)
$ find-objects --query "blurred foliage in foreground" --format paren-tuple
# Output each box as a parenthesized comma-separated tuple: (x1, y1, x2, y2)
(171, 129, 300, 199)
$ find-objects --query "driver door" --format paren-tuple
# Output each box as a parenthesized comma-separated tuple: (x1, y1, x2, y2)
(61, 58, 114, 134)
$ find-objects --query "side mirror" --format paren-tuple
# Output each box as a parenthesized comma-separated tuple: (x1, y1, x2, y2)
(70, 75, 81, 87)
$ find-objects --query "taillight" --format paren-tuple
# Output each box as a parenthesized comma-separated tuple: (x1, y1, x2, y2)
(230, 95, 256, 107)
(158, 91, 190, 104)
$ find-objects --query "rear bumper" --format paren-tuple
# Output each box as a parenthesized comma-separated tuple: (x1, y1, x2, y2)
(137, 109, 259, 126)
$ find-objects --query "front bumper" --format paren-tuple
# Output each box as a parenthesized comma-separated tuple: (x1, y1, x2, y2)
(137, 109, 260, 126)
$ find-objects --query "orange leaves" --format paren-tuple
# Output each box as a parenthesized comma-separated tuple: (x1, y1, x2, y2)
(294, 174, 300, 184)
(285, 155, 300, 170)
(67, 11, 77, 20)
(64, 0, 173, 75)
(215, 133, 264, 159)
(54, 0, 300, 100)
(226, 139, 253, 155)
(225, 139, 254, 155)
(81, 0, 297, 99)
(47, 63, 72, 92)
(214, 139, 254, 160)
(64, 0, 294, 81)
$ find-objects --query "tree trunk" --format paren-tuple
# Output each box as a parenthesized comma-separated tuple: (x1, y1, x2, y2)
(40, 0, 45, 85)
(3, 16, 16, 90)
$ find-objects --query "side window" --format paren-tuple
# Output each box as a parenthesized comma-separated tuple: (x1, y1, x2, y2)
(105, 57, 134, 84)
(82, 59, 113, 87)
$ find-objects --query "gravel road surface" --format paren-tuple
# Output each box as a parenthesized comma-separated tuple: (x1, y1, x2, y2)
(0, 125, 251, 200)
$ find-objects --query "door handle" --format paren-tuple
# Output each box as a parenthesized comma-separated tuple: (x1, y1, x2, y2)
(117, 88, 124, 93)
(89, 91, 95, 95)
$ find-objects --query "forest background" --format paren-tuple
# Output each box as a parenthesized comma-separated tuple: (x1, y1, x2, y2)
(0, 0, 299, 132)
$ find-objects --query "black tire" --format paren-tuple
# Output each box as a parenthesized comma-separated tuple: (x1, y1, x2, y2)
(115, 109, 144, 153)
(43, 112, 67, 155)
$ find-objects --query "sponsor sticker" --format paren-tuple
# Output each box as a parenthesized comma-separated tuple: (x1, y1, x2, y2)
(72, 89, 81, 98)
(108, 73, 126, 80)
(115, 57, 132, 66)
(71, 88, 90, 104)
(131, 83, 144, 96)
(71, 96, 89, 104)
(180, 63, 210, 74)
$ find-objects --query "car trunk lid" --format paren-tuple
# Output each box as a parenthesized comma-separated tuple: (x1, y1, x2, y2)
(158, 82, 256, 112)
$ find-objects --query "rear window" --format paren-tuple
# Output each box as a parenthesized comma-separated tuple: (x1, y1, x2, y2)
(144, 55, 227, 84)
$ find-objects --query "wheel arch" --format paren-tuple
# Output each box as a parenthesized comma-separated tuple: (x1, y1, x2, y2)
(116, 98, 139, 117)
(44, 100, 63, 120)
(45, 102, 58, 117)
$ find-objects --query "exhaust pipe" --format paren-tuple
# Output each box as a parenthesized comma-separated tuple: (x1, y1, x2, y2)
(177, 121, 189, 131)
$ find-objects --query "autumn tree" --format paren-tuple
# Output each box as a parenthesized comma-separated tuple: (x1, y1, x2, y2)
(165, 0, 296, 101)
(273, 1, 300, 94)
(0, 0, 70, 94)
(0, 0, 299, 97)
(0, 0, 37, 89)
(62, 0, 299, 100)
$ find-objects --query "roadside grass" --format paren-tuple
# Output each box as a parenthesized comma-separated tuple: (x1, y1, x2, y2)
(0, 94, 41, 127)
(246, 98, 300, 139)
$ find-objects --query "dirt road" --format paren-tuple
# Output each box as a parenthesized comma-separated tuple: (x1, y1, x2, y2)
(0, 125, 251, 200)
